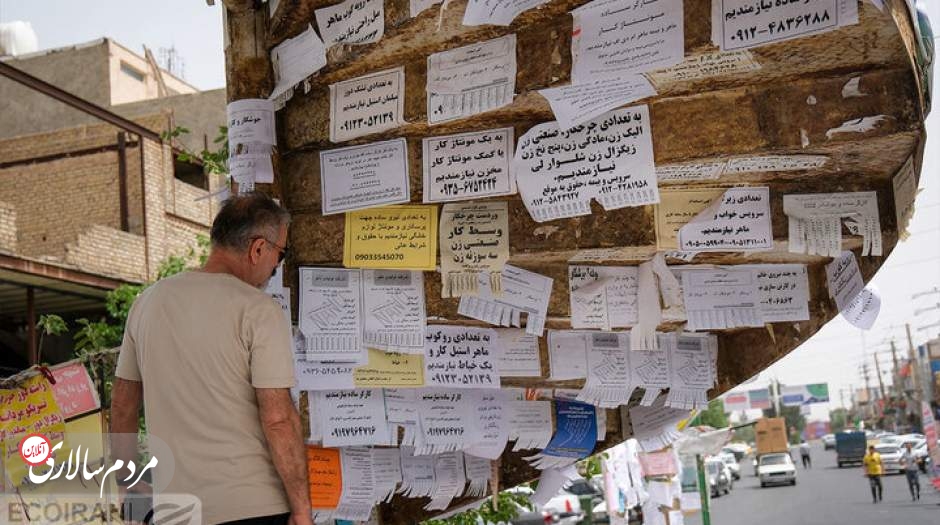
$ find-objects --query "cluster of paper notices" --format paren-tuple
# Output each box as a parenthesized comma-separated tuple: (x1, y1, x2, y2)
(892, 156, 917, 238)
(784, 192, 883, 257)
(299, 267, 428, 362)
(514, 106, 658, 222)
(439, 201, 510, 297)
(226, 99, 277, 190)
(538, 0, 683, 129)
(712, 0, 859, 51)
(569, 265, 639, 330)
(825, 251, 881, 329)
(458, 264, 553, 336)
(657, 187, 774, 253)
(422, 128, 516, 203)
(678, 263, 810, 331)
(426, 35, 517, 124)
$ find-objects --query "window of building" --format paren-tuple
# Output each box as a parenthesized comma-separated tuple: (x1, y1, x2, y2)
(174, 156, 208, 190)
(120, 61, 146, 82)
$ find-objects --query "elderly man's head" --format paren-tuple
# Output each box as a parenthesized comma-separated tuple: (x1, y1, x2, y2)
(209, 192, 290, 287)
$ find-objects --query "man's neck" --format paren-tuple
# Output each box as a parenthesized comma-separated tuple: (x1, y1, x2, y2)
(202, 250, 252, 284)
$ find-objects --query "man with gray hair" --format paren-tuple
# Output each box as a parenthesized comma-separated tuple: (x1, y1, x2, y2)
(111, 193, 311, 525)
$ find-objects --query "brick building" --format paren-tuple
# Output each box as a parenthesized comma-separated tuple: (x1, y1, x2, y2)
(0, 38, 226, 372)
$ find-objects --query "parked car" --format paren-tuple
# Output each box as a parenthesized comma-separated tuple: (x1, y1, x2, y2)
(718, 452, 741, 480)
(913, 441, 931, 473)
(540, 478, 601, 523)
(758, 453, 797, 487)
(705, 458, 732, 497)
(873, 443, 904, 474)
(877, 434, 902, 446)
(821, 433, 836, 450)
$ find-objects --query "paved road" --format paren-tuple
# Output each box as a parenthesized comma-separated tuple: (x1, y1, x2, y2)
(686, 442, 939, 525)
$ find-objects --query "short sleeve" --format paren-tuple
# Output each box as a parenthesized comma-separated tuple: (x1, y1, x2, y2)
(248, 298, 295, 388)
(115, 301, 142, 382)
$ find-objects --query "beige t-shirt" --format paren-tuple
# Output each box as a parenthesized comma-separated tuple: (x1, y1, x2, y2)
(116, 271, 295, 525)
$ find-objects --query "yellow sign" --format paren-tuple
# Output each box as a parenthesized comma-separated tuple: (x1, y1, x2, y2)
(654, 188, 725, 250)
(343, 205, 439, 270)
(0, 375, 66, 487)
(354, 348, 425, 387)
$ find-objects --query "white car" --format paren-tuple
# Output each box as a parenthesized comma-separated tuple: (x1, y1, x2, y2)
(873, 443, 904, 474)
(718, 452, 741, 480)
(758, 453, 797, 487)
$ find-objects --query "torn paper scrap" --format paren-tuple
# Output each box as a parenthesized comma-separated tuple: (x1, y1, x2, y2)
(577, 332, 634, 408)
(531, 465, 580, 506)
(629, 394, 688, 452)
(227, 99, 276, 150)
(329, 67, 405, 142)
(361, 270, 427, 352)
(645, 49, 761, 86)
(298, 267, 366, 363)
(677, 186, 773, 253)
(398, 446, 436, 497)
(410, 0, 442, 17)
(315, 0, 384, 47)
(464, 454, 492, 498)
(463, 0, 551, 26)
(424, 325, 502, 389)
(371, 447, 402, 503)
(317, 389, 391, 447)
(439, 201, 510, 297)
(229, 150, 274, 186)
(334, 446, 376, 521)
(548, 330, 588, 380)
(458, 264, 553, 336)
(784, 191, 883, 257)
(570, 265, 639, 330)
(571, 0, 684, 83)
(663, 333, 714, 410)
(655, 161, 726, 182)
(270, 24, 327, 100)
(495, 328, 542, 377)
(422, 127, 516, 203)
(320, 138, 410, 214)
(427, 34, 516, 124)
(539, 75, 657, 131)
(426, 452, 466, 510)
(826, 250, 879, 329)
(655, 188, 727, 250)
(723, 155, 828, 174)
(825, 115, 887, 140)
(892, 156, 917, 239)
(507, 400, 554, 451)
(712, 0, 859, 51)
(681, 268, 763, 331)
(464, 390, 510, 460)
(514, 106, 658, 222)
(344, 205, 438, 271)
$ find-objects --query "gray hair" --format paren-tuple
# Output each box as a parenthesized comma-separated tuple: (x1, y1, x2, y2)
(210, 192, 290, 251)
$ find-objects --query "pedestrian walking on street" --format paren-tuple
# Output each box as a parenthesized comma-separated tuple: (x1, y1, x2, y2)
(863, 445, 884, 503)
(901, 442, 921, 501)
(799, 440, 812, 469)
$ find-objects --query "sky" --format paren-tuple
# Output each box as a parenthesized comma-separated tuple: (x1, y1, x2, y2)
(2, 1, 938, 422)
(0, 0, 225, 90)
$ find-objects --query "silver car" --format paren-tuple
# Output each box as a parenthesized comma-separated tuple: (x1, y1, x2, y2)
(874, 444, 904, 474)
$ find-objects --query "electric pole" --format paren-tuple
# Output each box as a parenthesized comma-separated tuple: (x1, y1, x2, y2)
(905, 323, 922, 403)
(874, 354, 887, 401)
(860, 363, 872, 421)
(890, 340, 900, 396)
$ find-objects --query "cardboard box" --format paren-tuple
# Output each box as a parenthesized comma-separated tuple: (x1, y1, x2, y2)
(755, 417, 788, 454)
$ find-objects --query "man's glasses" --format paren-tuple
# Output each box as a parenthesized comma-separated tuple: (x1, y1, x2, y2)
(253, 236, 289, 263)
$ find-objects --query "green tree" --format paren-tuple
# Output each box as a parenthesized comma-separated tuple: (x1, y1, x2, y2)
(690, 399, 729, 428)
(422, 490, 532, 525)
(829, 408, 849, 433)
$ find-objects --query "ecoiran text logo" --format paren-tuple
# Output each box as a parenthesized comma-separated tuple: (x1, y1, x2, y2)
(19, 433, 157, 498)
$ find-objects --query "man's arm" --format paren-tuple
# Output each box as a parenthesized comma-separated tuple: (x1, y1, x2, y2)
(110, 378, 143, 486)
(256, 388, 311, 522)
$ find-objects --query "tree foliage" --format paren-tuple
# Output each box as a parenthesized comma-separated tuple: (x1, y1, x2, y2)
(422, 490, 533, 525)
(690, 399, 729, 429)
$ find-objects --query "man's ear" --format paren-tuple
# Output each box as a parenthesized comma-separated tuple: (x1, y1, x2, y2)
(248, 237, 265, 264)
